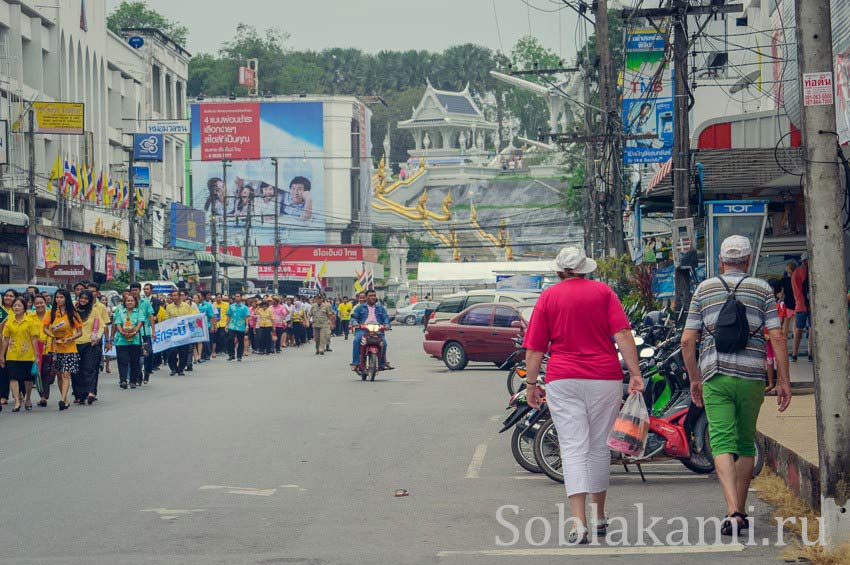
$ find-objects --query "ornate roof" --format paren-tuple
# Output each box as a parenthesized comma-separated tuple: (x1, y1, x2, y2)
(398, 80, 497, 129)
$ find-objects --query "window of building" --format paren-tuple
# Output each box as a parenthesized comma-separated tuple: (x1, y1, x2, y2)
(175, 81, 184, 119)
(152, 65, 162, 113)
(165, 74, 173, 118)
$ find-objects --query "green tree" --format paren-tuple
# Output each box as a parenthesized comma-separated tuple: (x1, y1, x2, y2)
(370, 87, 426, 166)
(505, 36, 563, 142)
(107, 1, 189, 46)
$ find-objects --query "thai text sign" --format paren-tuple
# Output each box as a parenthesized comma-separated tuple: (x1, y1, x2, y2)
(152, 314, 210, 354)
(257, 263, 314, 280)
(803, 72, 834, 106)
(145, 120, 190, 135)
(197, 102, 260, 161)
(32, 102, 84, 135)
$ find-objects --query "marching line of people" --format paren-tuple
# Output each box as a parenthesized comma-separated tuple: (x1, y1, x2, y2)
(0, 282, 364, 413)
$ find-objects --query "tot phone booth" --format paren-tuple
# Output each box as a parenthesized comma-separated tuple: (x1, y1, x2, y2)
(704, 200, 768, 277)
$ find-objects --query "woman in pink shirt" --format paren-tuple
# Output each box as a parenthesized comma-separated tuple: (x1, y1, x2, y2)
(271, 296, 287, 352)
(524, 247, 644, 544)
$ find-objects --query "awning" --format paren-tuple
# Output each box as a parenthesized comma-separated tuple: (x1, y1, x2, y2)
(0, 209, 29, 227)
(194, 250, 246, 266)
(0, 252, 15, 266)
(142, 247, 191, 261)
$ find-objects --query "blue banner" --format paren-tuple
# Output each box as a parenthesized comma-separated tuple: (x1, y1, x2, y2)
(651, 265, 675, 299)
(152, 314, 209, 353)
(133, 133, 164, 162)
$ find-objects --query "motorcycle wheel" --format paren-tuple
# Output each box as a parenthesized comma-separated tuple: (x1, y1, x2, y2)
(511, 426, 541, 473)
(753, 439, 765, 477)
(532, 418, 564, 483)
(679, 413, 715, 474)
(367, 352, 378, 381)
(359, 368, 367, 381)
(507, 368, 522, 395)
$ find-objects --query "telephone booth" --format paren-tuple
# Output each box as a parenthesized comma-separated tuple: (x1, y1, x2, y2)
(705, 200, 769, 277)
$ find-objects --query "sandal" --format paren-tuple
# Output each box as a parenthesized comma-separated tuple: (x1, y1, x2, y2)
(567, 526, 589, 545)
(721, 512, 747, 536)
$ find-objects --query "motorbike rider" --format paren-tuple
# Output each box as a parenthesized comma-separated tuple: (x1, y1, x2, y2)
(349, 289, 392, 371)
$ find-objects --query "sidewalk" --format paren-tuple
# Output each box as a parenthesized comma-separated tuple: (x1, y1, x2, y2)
(757, 359, 820, 510)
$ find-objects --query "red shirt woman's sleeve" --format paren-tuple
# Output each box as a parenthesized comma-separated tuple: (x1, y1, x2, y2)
(522, 293, 550, 352)
(606, 286, 631, 335)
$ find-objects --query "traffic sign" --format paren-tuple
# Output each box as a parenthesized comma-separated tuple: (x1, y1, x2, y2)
(299, 287, 320, 296)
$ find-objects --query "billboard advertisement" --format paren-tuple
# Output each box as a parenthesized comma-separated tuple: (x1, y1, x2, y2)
(170, 202, 206, 250)
(622, 30, 673, 165)
(32, 102, 84, 135)
(190, 101, 326, 246)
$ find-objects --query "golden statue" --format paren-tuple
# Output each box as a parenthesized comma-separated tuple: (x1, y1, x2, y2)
(419, 155, 426, 170)
(377, 155, 386, 180)
(471, 202, 478, 225)
(416, 191, 428, 219)
(440, 191, 453, 218)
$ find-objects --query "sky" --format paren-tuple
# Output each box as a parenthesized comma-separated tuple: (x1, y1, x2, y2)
(106, 0, 583, 59)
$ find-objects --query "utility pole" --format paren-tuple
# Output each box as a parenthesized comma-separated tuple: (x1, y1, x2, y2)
(582, 75, 597, 257)
(221, 159, 231, 293)
(242, 190, 253, 288)
(271, 157, 280, 293)
(128, 153, 136, 283)
(795, 0, 850, 545)
(26, 109, 36, 283)
(672, 0, 691, 313)
(210, 215, 218, 294)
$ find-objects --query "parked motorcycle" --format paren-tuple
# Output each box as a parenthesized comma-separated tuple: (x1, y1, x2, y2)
(355, 323, 389, 381)
(499, 387, 550, 473)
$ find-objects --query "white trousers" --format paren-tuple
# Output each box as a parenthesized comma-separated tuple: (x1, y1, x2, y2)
(546, 378, 622, 497)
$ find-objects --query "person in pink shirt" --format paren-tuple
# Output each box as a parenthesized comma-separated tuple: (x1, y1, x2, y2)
(271, 296, 287, 353)
(524, 247, 644, 545)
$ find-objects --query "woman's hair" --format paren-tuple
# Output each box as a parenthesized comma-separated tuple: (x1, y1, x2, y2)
(235, 185, 255, 213)
(76, 289, 94, 321)
(50, 289, 78, 325)
(11, 296, 27, 312)
(123, 293, 137, 308)
(3, 288, 18, 305)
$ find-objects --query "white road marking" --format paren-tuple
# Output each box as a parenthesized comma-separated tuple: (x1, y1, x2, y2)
(437, 544, 746, 557)
(141, 508, 206, 521)
(465, 443, 488, 479)
(199, 485, 277, 496)
(388, 402, 409, 405)
(279, 484, 300, 488)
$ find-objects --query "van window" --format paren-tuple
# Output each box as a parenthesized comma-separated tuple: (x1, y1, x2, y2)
(465, 295, 494, 307)
(435, 297, 465, 314)
(498, 296, 521, 303)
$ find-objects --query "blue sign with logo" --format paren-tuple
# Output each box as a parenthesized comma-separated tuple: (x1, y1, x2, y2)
(133, 133, 163, 162)
(709, 201, 766, 215)
(651, 265, 675, 299)
(132, 165, 150, 188)
(128, 36, 145, 49)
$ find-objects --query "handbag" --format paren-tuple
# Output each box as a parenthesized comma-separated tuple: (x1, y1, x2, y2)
(31, 361, 44, 395)
(40, 353, 56, 386)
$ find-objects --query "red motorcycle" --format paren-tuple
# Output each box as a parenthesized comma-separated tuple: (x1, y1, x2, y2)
(356, 323, 389, 381)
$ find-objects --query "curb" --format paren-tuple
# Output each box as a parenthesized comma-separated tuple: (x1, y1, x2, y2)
(757, 431, 820, 511)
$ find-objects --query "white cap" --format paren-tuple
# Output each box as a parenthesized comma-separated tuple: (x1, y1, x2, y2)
(553, 246, 598, 275)
(800, 251, 809, 261)
(720, 235, 753, 261)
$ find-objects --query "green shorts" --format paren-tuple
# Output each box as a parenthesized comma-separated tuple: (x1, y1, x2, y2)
(703, 374, 764, 458)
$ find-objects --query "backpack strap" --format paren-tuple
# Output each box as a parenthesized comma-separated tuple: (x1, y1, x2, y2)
(702, 275, 749, 338)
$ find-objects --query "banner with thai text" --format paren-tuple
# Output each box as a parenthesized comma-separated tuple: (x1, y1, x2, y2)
(151, 314, 210, 354)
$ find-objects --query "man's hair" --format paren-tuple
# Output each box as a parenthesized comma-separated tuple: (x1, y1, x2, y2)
(290, 176, 311, 191)
(87, 282, 100, 291)
(722, 255, 751, 268)
(143, 283, 153, 290)
(130, 282, 142, 290)
(26, 286, 38, 294)
(207, 177, 223, 191)
(366, 289, 377, 296)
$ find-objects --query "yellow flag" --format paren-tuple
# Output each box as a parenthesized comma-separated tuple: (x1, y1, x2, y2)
(303, 266, 313, 285)
(318, 260, 327, 278)
(47, 154, 61, 192)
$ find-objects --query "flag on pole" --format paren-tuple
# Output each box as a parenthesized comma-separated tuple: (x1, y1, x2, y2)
(366, 268, 374, 290)
(80, 163, 89, 200)
(314, 260, 327, 289)
(69, 161, 81, 199)
(104, 174, 113, 207)
(62, 159, 72, 197)
(303, 265, 313, 287)
(121, 179, 129, 209)
(47, 154, 61, 193)
(85, 166, 96, 201)
(135, 186, 146, 216)
(95, 169, 103, 204)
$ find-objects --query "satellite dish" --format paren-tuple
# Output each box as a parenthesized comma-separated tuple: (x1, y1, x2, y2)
(729, 70, 761, 94)
(128, 36, 145, 49)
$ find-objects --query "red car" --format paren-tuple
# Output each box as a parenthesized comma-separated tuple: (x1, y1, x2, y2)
(423, 303, 533, 371)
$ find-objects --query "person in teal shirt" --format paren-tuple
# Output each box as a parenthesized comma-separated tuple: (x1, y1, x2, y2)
(197, 295, 216, 361)
(225, 292, 250, 361)
(111, 294, 147, 388)
(130, 283, 157, 383)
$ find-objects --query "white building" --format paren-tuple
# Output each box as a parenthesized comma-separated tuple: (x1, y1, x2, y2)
(0, 0, 189, 283)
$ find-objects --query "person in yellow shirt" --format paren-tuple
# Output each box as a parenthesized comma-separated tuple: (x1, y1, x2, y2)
(32, 294, 52, 407)
(255, 300, 274, 354)
(212, 293, 229, 359)
(337, 296, 353, 340)
(0, 297, 41, 412)
(72, 290, 106, 405)
(43, 290, 83, 411)
(164, 290, 195, 376)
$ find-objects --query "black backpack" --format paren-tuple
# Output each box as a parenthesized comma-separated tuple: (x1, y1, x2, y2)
(706, 276, 762, 353)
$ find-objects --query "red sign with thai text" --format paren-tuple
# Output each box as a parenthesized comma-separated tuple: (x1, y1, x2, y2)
(258, 245, 370, 263)
(199, 102, 261, 161)
(257, 263, 314, 280)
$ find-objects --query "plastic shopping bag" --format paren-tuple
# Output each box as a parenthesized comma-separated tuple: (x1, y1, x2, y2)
(607, 392, 650, 457)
